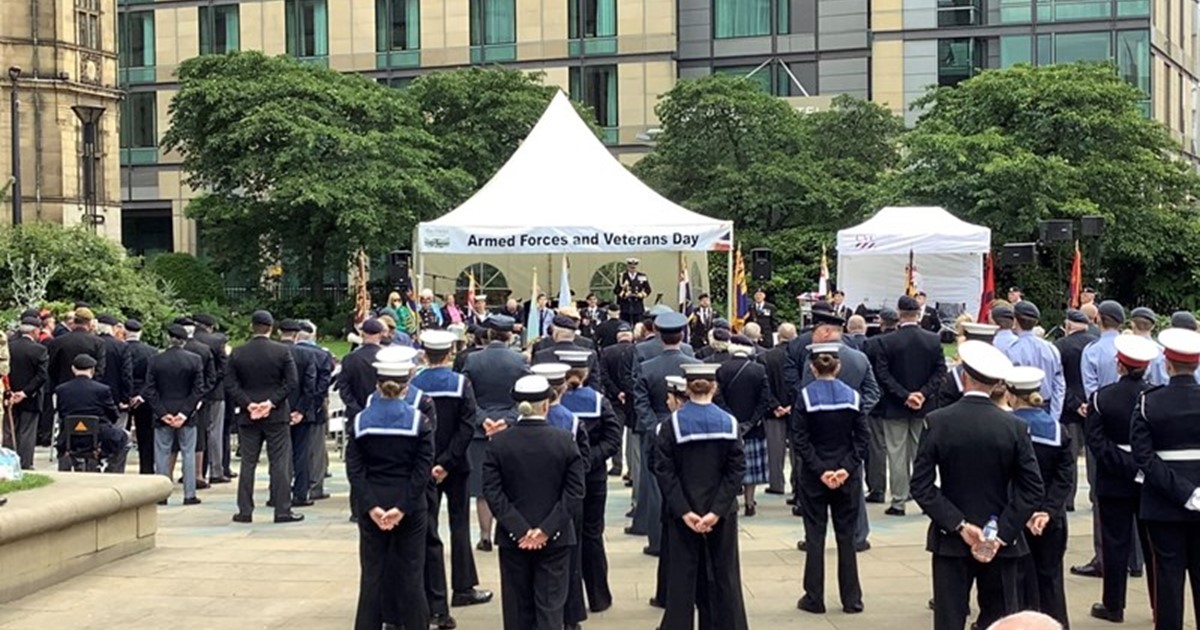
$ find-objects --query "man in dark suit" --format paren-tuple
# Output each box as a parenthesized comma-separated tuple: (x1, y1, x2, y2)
(916, 292, 941, 334)
(124, 319, 159, 475)
(874, 296, 947, 516)
(830, 291, 851, 322)
(5, 316, 48, 469)
(144, 325, 206, 505)
(614, 257, 651, 325)
(95, 314, 133, 413)
(745, 288, 778, 348)
(532, 315, 603, 391)
(593, 304, 624, 350)
(601, 322, 637, 480)
(761, 322, 795, 495)
(227, 310, 301, 524)
(687, 293, 717, 352)
(193, 313, 230, 484)
(170, 317, 215, 489)
(579, 294, 605, 342)
(1054, 309, 1097, 511)
(912, 340, 1043, 630)
(843, 315, 869, 352)
(280, 320, 319, 507)
(297, 321, 335, 500)
(483, 374, 586, 630)
(862, 307, 899, 503)
(46, 307, 105, 389)
(54, 354, 128, 473)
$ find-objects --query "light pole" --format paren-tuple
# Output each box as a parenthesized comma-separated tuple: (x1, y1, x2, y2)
(9, 66, 21, 226)
(71, 104, 106, 232)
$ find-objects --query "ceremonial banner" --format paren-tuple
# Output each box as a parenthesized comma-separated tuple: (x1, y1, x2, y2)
(979, 252, 995, 323)
(418, 224, 733, 255)
(818, 245, 829, 296)
(557, 255, 572, 309)
(733, 245, 749, 331)
(1068, 241, 1082, 308)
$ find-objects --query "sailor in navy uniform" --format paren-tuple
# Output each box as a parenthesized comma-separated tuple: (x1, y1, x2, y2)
(1007, 366, 1074, 628)
(791, 343, 869, 615)
(1087, 334, 1159, 623)
(653, 362, 748, 630)
(411, 331, 493, 627)
(652, 376, 692, 609)
(483, 375, 586, 630)
(937, 322, 998, 410)
(911, 340, 1043, 630)
(346, 348, 433, 630)
(614, 257, 651, 324)
(1131, 327, 1200, 630)
(557, 349, 623, 614)
(529, 362, 591, 630)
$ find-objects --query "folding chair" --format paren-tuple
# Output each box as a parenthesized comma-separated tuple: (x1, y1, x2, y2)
(59, 415, 102, 472)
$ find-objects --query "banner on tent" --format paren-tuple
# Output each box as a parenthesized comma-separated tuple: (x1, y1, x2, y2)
(418, 225, 733, 254)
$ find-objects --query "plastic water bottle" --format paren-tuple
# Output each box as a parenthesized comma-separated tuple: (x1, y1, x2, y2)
(982, 515, 999, 541)
(972, 515, 1000, 563)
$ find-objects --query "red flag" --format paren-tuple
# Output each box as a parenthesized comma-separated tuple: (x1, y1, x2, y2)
(978, 252, 995, 323)
(1068, 241, 1083, 309)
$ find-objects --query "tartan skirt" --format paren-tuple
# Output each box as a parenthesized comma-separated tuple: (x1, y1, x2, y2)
(743, 436, 769, 485)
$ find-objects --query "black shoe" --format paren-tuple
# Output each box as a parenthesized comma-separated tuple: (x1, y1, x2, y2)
(855, 540, 871, 552)
(1129, 568, 1143, 578)
(843, 602, 864, 614)
(476, 539, 493, 552)
(226, 471, 238, 479)
(797, 540, 808, 552)
(643, 545, 659, 557)
(623, 478, 632, 487)
(624, 507, 635, 518)
(209, 477, 231, 484)
(232, 513, 252, 523)
(310, 492, 332, 501)
(797, 596, 826, 614)
(744, 503, 757, 517)
(274, 512, 304, 524)
(1066, 504, 1075, 512)
(624, 526, 645, 536)
(792, 505, 804, 517)
(607, 467, 622, 477)
(195, 479, 211, 490)
(430, 613, 457, 629)
(1070, 562, 1103, 578)
(450, 589, 493, 607)
(865, 492, 885, 504)
(183, 497, 202, 506)
(884, 507, 906, 517)
(291, 498, 315, 507)
(157, 499, 168, 506)
(323, 472, 332, 478)
(785, 497, 796, 505)
(928, 598, 935, 611)
(648, 597, 665, 609)
(590, 600, 612, 613)
(1090, 603, 1124, 622)
(349, 514, 359, 523)
(764, 488, 785, 495)
(565, 625, 581, 630)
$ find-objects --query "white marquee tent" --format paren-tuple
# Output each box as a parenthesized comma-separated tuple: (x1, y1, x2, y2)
(836, 206, 991, 316)
(414, 91, 734, 309)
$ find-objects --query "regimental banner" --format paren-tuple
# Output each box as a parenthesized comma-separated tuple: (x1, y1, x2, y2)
(417, 224, 733, 254)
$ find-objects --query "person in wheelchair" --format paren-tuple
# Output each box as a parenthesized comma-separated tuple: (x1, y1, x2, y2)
(55, 354, 128, 473)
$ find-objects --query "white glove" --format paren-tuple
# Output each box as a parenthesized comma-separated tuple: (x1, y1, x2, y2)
(1134, 471, 1145, 485)
(1186, 488, 1200, 512)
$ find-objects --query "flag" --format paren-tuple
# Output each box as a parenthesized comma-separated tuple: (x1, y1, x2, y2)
(526, 267, 540, 347)
(978, 251, 995, 323)
(818, 244, 829, 297)
(465, 270, 477, 307)
(557, 255, 572, 310)
(353, 249, 370, 324)
(904, 249, 918, 297)
(678, 258, 691, 313)
(1068, 240, 1083, 309)
(733, 244, 750, 330)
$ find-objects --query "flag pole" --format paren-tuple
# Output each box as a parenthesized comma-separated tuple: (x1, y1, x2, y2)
(727, 233, 736, 322)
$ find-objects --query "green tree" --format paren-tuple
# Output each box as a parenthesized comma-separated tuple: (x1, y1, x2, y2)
(147, 253, 225, 305)
(162, 52, 472, 299)
(893, 63, 1200, 311)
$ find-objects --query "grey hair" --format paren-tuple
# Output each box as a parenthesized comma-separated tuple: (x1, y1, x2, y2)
(18, 324, 36, 336)
(299, 320, 317, 340)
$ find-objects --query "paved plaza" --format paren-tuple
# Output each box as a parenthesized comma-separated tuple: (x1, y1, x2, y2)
(0, 447, 1191, 629)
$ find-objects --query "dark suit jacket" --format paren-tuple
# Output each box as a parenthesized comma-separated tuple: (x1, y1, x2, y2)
(226, 335, 298, 424)
(346, 409, 434, 517)
(126, 340, 158, 400)
(183, 339, 216, 400)
(800, 344, 882, 415)
(593, 317, 625, 350)
(462, 342, 530, 434)
(1086, 374, 1150, 499)
(287, 342, 320, 422)
(47, 329, 106, 387)
(633, 349, 700, 433)
(745, 301, 778, 348)
(1131, 376, 1200, 522)
(98, 334, 133, 404)
(912, 395, 1043, 557)
(299, 340, 335, 423)
(143, 346, 205, 425)
(483, 418, 585, 548)
(600, 341, 638, 428)
(55, 376, 119, 425)
(873, 324, 947, 419)
(338, 344, 381, 420)
(533, 341, 604, 391)
(194, 330, 229, 401)
(760, 343, 790, 410)
(9, 335, 48, 414)
(715, 356, 775, 439)
(1055, 330, 1098, 424)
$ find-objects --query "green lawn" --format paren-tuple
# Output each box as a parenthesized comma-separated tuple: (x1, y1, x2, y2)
(321, 338, 351, 359)
(0, 473, 53, 495)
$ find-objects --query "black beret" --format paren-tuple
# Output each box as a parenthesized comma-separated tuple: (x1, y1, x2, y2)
(1014, 301, 1041, 320)
(173, 316, 195, 326)
(713, 318, 731, 330)
(72, 354, 97, 370)
(898, 295, 920, 312)
(1130, 307, 1157, 322)
(552, 314, 578, 330)
(878, 307, 899, 323)
(97, 314, 119, 326)
(192, 313, 216, 327)
(361, 318, 385, 335)
(1098, 300, 1125, 324)
(811, 301, 833, 314)
(19, 308, 39, 320)
(279, 319, 302, 333)
(1065, 309, 1089, 324)
(250, 310, 274, 327)
(730, 334, 754, 346)
(991, 305, 1015, 320)
(167, 324, 189, 340)
(124, 319, 143, 332)
(713, 328, 732, 342)
(812, 310, 845, 327)
(20, 316, 41, 327)
(484, 315, 515, 332)
(1171, 311, 1198, 331)
(616, 321, 632, 333)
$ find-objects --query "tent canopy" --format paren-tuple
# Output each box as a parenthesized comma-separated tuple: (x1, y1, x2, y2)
(836, 206, 990, 256)
(836, 207, 991, 315)
(416, 91, 732, 255)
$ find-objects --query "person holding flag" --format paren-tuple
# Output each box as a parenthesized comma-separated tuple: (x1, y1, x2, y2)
(1068, 241, 1083, 309)
(732, 245, 750, 331)
(819, 245, 830, 298)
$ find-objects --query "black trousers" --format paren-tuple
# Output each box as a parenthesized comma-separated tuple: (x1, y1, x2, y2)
(289, 422, 313, 501)
(1021, 516, 1069, 627)
(1145, 520, 1200, 630)
(356, 511, 428, 630)
(498, 545, 571, 630)
(36, 393, 54, 446)
(1, 409, 40, 470)
(798, 477, 863, 608)
(425, 471, 479, 615)
(661, 515, 748, 630)
(1099, 494, 1155, 612)
(931, 555, 1019, 630)
(236, 421, 292, 517)
(222, 396, 235, 476)
(131, 404, 156, 474)
(581, 473, 613, 612)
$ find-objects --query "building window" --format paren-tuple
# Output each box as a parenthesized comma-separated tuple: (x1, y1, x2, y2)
(286, 0, 329, 60)
(569, 0, 616, 38)
(1116, 30, 1150, 94)
(1036, 0, 1111, 22)
(714, 64, 793, 96)
(1053, 31, 1111, 63)
(470, 0, 517, 62)
(456, 263, 509, 306)
(1116, 0, 1150, 15)
(200, 5, 240, 55)
(76, 0, 101, 49)
(377, 76, 415, 89)
(118, 12, 155, 69)
(569, 65, 619, 144)
(937, 38, 979, 87)
(120, 92, 157, 165)
(938, 0, 981, 26)
(999, 0, 1033, 22)
(1000, 35, 1032, 67)
(122, 208, 174, 258)
(714, 0, 787, 38)
(376, 0, 420, 68)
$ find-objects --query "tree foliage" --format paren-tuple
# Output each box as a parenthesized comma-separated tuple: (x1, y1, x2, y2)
(147, 253, 225, 306)
(162, 52, 472, 297)
(891, 63, 1200, 311)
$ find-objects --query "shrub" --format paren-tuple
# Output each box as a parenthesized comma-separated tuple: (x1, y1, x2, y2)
(147, 253, 225, 306)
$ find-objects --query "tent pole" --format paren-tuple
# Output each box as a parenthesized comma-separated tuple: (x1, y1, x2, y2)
(418, 253, 426, 294)
(726, 241, 735, 322)
(678, 251, 684, 311)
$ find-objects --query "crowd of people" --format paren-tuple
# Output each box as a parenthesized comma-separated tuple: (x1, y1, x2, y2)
(3, 257, 1200, 630)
